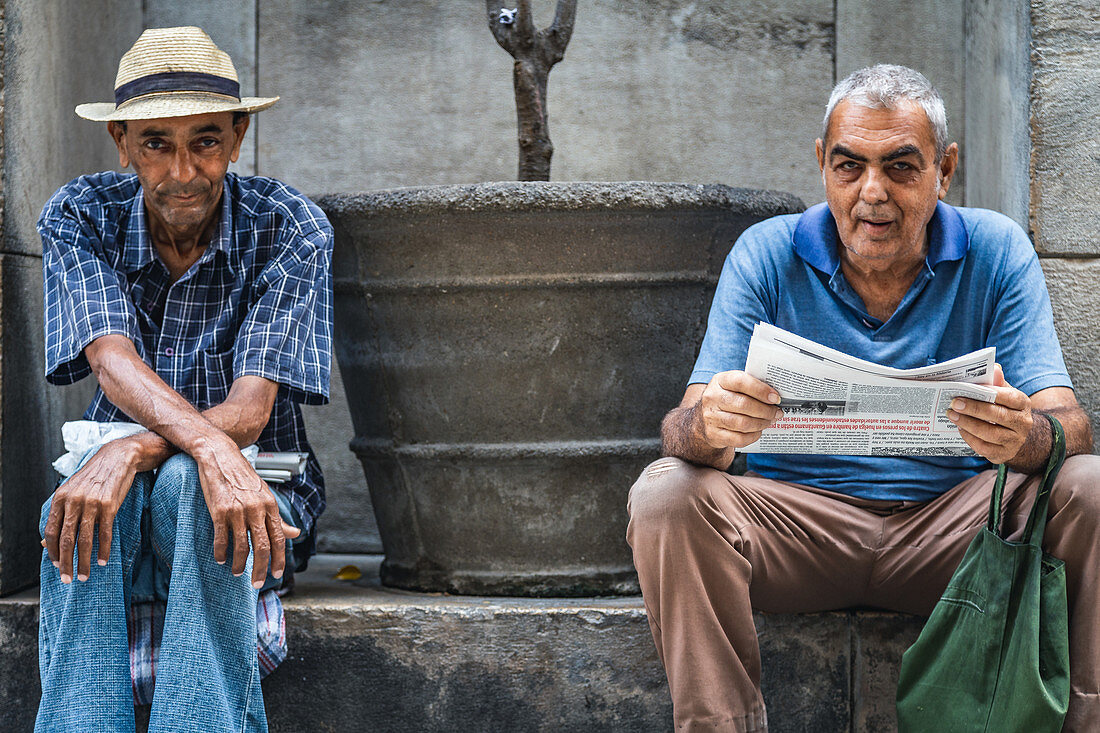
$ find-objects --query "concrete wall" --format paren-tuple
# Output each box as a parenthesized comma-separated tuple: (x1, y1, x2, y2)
(247, 0, 974, 207)
(963, 0, 1030, 226)
(0, 0, 140, 595)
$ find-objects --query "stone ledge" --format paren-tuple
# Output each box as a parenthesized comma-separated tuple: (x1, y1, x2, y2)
(0, 555, 923, 732)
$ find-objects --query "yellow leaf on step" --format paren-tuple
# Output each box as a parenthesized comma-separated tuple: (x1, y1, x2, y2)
(333, 565, 362, 581)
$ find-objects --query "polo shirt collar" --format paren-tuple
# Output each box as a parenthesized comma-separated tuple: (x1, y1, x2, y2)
(121, 178, 236, 274)
(792, 200, 970, 275)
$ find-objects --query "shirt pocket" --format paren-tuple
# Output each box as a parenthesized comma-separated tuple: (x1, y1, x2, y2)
(201, 347, 236, 408)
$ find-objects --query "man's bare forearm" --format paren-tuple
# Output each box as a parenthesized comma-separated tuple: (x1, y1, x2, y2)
(86, 336, 276, 468)
(661, 406, 736, 470)
(1006, 405, 1093, 475)
(117, 384, 278, 472)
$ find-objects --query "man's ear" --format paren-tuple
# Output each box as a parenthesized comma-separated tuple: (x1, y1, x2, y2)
(229, 115, 251, 163)
(815, 138, 825, 173)
(107, 122, 129, 168)
(937, 142, 959, 200)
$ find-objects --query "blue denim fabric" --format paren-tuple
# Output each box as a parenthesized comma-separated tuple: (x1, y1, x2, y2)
(37, 452, 269, 733)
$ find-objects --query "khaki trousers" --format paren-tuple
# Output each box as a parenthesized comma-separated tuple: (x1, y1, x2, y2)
(626, 455, 1100, 732)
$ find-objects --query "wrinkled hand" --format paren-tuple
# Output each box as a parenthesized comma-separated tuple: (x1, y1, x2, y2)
(42, 438, 140, 584)
(693, 370, 784, 450)
(947, 364, 1032, 465)
(195, 439, 301, 588)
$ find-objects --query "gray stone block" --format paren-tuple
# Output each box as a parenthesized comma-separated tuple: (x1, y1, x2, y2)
(3, 0, 140, 257)
(963, 0, 1030, 227)
(853, 612, 922, 733)
(0, 597, 38, 732)
(268, 581, 671, 731)
(302, 365, 382, 553)
(0, 0, 131, 593)
(0, 556, 928, 732)
(1041, 258, 1100, 451)
(0, 254, 59, 595)
(1028, 0, 1100, 255)
(757, 612, 852, 732)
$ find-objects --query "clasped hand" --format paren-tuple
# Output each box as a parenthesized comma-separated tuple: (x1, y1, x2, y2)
(42, 436, 300, 588)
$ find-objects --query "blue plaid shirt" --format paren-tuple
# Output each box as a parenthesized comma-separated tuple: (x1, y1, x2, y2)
(40, 171, 333, 540)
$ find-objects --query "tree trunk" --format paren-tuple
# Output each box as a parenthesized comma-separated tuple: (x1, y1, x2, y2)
(487, 0, 578, 181)
(513, 58, 553, 180)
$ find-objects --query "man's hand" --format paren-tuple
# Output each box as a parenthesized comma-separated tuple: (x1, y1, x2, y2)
(947, 364, 1033, 465)
(661, 371, 783, 470)
(694, 371, 784, 449)
(42, 437, 141, 584)
(192, 436, 300, 588)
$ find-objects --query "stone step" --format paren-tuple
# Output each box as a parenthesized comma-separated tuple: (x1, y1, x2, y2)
(0, 555, 923, 732)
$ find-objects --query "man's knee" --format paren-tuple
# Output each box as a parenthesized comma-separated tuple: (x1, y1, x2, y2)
(1050, 454, 1100, 520)
(39, 496, 53, 539)
(627, 457, 732, 537)
(150, 453, 202, 525)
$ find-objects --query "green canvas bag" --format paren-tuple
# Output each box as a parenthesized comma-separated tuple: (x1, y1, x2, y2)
(896, 413, 1069, 733)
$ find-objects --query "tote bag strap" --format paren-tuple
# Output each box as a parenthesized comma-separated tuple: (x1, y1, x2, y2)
(1022, 413, 1067, 546)
(987, 413, 1067, 545)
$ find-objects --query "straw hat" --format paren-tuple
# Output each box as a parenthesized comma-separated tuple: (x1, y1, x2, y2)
(76, 26, 278, 122)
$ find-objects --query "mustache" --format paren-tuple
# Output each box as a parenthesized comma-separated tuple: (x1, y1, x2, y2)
(156, 183, 208, 198)
(853, 210, 894, 221)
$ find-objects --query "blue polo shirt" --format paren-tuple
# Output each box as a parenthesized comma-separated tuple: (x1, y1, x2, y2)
(690, 201, 1072, 502)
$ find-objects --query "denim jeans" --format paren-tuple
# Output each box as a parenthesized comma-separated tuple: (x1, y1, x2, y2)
(36, 452, 268, 733)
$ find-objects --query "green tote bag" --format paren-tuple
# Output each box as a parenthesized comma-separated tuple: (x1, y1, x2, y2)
(896, 413, 1070, 733)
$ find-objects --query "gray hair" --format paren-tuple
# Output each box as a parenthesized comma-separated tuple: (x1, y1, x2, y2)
(822, 64, 948, 162)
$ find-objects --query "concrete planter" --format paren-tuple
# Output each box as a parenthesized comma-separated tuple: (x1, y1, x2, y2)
(318, 182, 803, 596)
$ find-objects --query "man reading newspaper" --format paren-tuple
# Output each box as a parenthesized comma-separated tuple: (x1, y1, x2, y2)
(627, 64, 1100, 732)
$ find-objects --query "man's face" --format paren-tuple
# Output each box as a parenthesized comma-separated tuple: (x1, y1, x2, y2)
(109, 112, 248, 238)
(815, 100, 958, 270)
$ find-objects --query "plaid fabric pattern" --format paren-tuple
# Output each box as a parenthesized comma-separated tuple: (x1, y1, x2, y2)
(127, 600, 162, 706)
(40, 172, 333, 535)
(256, 589, 289, 675)
(128, 591, 287, 706)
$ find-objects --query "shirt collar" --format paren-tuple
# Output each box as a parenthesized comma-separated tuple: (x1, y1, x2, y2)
(121, 175, 236, 275)
(792, 200, 970, 275)
(122, 188, 154, 273)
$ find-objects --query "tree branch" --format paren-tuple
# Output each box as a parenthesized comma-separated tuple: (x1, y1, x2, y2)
(485, 0, 535, 57)
(543, 0, 578, 62)
(514, 0, 536, 38)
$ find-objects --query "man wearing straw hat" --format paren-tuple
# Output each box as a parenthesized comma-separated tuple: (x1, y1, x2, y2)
(35, 27, 332, 731)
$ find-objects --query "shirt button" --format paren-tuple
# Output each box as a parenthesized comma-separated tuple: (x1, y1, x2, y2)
(164, 347, 174, 357)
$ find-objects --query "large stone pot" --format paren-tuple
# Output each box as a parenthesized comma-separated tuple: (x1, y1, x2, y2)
(318, 182, 803, 596)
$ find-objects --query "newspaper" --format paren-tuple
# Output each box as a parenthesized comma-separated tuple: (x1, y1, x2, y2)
(740, 323, 998, 456)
